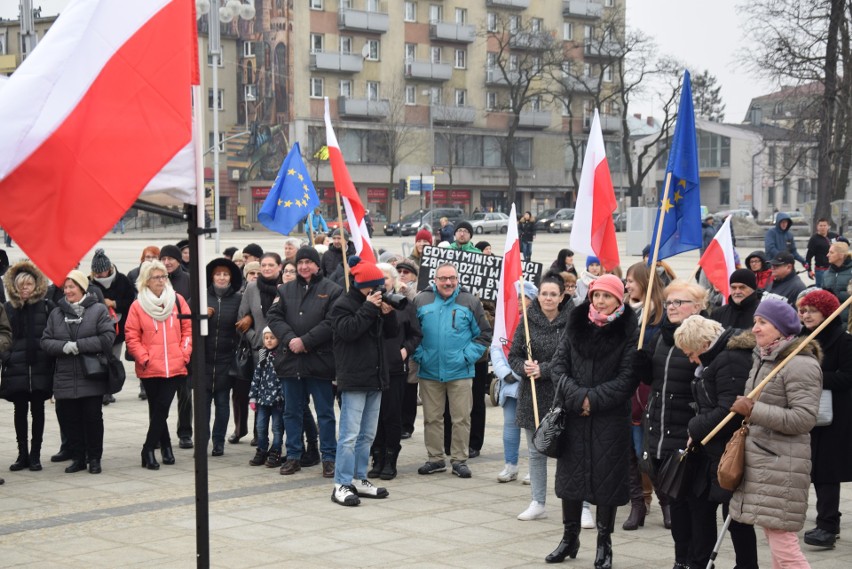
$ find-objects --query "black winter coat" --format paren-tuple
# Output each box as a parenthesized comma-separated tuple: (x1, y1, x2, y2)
(809, 318, 852, 483)
(90, 269, 136, 344)
(687, 329, 753, 503)
(508, 300, 569, 430)
(41, 295, 115, 400)
(168, 268, 192, 302)
(205, 285, 242, 391)
(551, 301, 639, 506)
(710, 292, 760, 330)
(1, 300, 54, 400)
(382, 300, 422, 376)
(637, 317, 698, 461)
(266, 272, 342, 380)
(321, 242, 355, 277)
(518, 219, 536, 243)
(330, 287, 399, 391)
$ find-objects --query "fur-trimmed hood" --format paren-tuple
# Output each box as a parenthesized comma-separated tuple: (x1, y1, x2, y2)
(726, 330, 757, 351)
(3, 260, 49, 308)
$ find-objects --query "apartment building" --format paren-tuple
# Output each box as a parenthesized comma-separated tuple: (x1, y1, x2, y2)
(0, 11, 56, 76)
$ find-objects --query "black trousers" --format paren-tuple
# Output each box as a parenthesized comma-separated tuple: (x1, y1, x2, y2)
(176, 374, 192, 438)
(815, 482, 842, 534)
(231, 379, 251, 438)
(372, 373, 405, 453)
(443, 360, 488, 452)
(141, 378, 179, 451)
(723, 502, 759, 569)
(56, 395, 103, 461)
(401, 382, 418, 435)
(11, 393, 46, 449)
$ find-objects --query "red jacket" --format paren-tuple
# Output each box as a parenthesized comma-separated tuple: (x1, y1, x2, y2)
(125, 295, 192, 378)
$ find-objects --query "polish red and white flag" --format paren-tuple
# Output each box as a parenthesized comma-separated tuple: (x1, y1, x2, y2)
(324, 97, 376, 263)
(0, 0, 197, 284)
(492, 204, 523, 358)
(570, 109, 620, 271)
(698, 215, 736, 304)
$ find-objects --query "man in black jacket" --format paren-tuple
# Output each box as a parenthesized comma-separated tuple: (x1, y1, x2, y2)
(267, 246, 342, 478)
(709, 269, 761, 329)
(327, 256, 396, 506)
(766, 252, 806, 306)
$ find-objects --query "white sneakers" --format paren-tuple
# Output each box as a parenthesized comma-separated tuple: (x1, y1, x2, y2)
(521, 473, 531, 485)
(332, 483, 360, 507)
(517, 501, 547, 521)
(497, 463, 519, 483)
(581, 504, 595, 529)
(351, 478, 389, 499)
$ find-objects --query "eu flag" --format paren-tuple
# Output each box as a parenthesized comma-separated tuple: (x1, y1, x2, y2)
(649, 70, 702, 261)
(258, 142, 319, 235)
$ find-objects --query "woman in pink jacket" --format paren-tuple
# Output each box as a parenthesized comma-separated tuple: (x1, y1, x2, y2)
(125, 260, 192, 470)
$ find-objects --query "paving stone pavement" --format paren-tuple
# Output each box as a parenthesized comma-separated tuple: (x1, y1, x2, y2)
(1, 229, 849, 568)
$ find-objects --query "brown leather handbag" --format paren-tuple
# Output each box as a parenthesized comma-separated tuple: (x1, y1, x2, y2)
(718, 421, 749, 491)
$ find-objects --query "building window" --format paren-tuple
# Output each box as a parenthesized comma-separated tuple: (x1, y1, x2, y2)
(207, 52, 224, 67)
(366, 0, 380, 12)
(367, 81, 380, 101)
(366, 39, 380, 61)
(486, 12, 497, 32)
(405, 43, 416, 61)
(486, 91, 497, 111)
(486, 52, 497, 68)
(767, 186, 776, 206)
(455, 89, 467, 107)
(404, 1, 416, 22)
(429, 4, 442, 22)
(530, 96, 542, 112)
(605, 0, 615, 6)
(208, 131, 225, 153)
(719, 179, 730, 205)
(455, 8, 467, 25)
(310, 34, 323, 54)
(242, 41, 255, 58)
(431, 46, 442, 63)
(339, 36, 353, 54)
(509, 54, 519, 71)
(561, 100, 570, 116)
(531, 18, 542, 32)
(797, 178, 809, 203)
(339, 80, 352, 98)
(207, 88, 224, 110)
(244, 84, 257, 100)
(509, 15, 520, 33)
(531, 56, 541, 74)
(429, 87, 443, 104)
(768, 146, 776, 167)
(563, 22, 573, 40)
(310, 0, 323, 9)
(583, 63, 591, 77)
(584, 24, 593, 42)
(454, 49, 466, 69)
(310, 77, 324, 98)
(602, 65, 613, 82)
(405, 85, 416, 105)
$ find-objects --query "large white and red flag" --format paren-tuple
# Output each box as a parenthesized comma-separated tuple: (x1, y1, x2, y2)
(0, 0, 197, 284)
(323, 97, 376, 263)
(570, 109, 619, 271)
(698, 215, 736, 304)
(492, 204, 523, 358)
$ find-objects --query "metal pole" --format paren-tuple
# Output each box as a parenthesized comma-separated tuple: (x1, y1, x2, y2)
(210, 0, 222, 254)
(419, 172, 424, 230)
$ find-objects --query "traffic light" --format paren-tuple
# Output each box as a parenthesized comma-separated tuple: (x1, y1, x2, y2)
(396, 178, 406, 200)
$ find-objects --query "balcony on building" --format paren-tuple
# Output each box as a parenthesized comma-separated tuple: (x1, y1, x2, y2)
(338, 7, 389, 34)
(429, 21, 476, 43)
(560, 73, 597, 93)
(310, 51, 364, 73)
(562, 0, 603, 20)
(584, 113, 621, 132)
(405, 60, 453, 81)
(431, 105, 476, 125)
(338, 96, 390, 119)
(584, 40, 620, 59)
(486, 67, 520, 86)
(509, 31, 552, 51)
(486, 0, 530, 9)
(518, 110, 551, 129)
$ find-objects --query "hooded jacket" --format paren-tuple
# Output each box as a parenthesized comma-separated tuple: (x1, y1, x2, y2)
(730, 336, 822, 532)
(41, 294, 116, 399)
(1, 261, 54, 399)
(205, 276, 243, 390)
(744, 251, 773, 290)
(764, 213, 806, 265)
(124, 295, 192, 379)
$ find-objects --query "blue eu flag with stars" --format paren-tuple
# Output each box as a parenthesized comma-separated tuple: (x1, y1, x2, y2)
(649, 70, 702, 261)
(258, 142, 319, 235)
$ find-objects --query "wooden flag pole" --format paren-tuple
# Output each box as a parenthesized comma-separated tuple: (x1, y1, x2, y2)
(519, 276, 540, 428)
(307, 214, 315, 247)
(335, 190, 350, 291)
(638, 171, 673, 348)
(688, 263, 701, 283)
(700, 292, 852, 447)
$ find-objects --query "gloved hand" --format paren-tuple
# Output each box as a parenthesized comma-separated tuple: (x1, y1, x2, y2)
(235, 315, 253, 333)
(249, 401, 257, 411)
(62, 342, 79, 355)
(503, 373, 517, 384)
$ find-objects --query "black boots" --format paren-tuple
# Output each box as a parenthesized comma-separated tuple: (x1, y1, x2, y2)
(141, 449, 160, 470)
(300, 440, 320, 467)
(161, 445, 175, 465)
(380, 449, 398, 480)
(367, 449, 384, 479)
(622, 498, 646, 530)
(9, 442, 29, 471)
(546, 501, 582, 563)
(594, 506, 617, 569)
(29, 443, 42, 471)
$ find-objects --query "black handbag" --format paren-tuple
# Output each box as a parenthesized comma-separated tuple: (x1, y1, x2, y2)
(81, 353, 109, 381)
(106, 352, 126, 395)
(532, 377, 567, 459)
(656, 447, 697, 500)
(228, 335, 254, 381)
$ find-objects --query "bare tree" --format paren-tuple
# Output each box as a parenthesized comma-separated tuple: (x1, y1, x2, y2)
(691, 69, 726, 122)
(374, 79, 428, 190)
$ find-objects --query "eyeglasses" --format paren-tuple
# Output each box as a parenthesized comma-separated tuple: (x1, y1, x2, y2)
(565, 284, 577, 290)
(664, 299, 694, 309)
(283, 269, 297, 274)
(247, 271, 260, 276)
(455, 229, 470, 234)
(435, 276, 458, 282)
(148, 275, 168, 281)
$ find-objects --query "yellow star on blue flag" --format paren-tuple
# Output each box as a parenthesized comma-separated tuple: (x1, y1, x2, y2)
(258, 142, 320, 235)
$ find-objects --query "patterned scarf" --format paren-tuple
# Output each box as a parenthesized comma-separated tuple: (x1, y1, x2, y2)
(588, 303, 625, 327)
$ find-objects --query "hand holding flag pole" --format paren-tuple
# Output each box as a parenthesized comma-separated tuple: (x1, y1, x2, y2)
(519, 275, 540, 428)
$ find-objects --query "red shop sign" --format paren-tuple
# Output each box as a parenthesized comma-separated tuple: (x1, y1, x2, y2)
(252, 187, 270, 199)
(367, 187, 387, 200)
(450, 190, 470, 201)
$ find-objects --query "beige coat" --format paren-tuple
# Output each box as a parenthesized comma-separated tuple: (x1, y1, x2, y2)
(729, 336, 822, 532)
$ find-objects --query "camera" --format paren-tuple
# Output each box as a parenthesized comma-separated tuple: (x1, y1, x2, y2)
(381, 291, 408, 310)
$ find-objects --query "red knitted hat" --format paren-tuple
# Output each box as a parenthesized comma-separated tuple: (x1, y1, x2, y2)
(588, 274, 625, 304)
(348, 256, 385, 289)
(415, 228, 433, 245)
(799, 289, 840, 319)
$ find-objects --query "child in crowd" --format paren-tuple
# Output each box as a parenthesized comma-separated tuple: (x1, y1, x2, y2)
(248, 328, 284, 468)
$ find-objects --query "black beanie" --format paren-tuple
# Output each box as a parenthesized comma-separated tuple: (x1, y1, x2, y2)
(159, 244, 182, 261)
(295, 246, 321, 267)
(243, 243, 264, 259)
(730, 268, 757, 290)
(91, 248, 112, 274)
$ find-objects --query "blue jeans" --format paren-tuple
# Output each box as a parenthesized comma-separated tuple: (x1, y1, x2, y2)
(520, 240, 532, 261)
(282, 377, 336, 461)
(524, 429, 548, 504)
(815, 267, 827, 288)
(502, 397, 520, 465)
(334, 390, 382, 486)
(631, 424, 643, 458)
(255, 403, 284, 453)
(207, 388, 230, 446)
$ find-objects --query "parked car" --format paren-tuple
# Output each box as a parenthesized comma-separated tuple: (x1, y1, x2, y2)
(613, 212, 626, 232)
(468, 212, 509, 234)
(535, 208, 574, 233)
(548, 209, 575, 233)
(384, 208, 465, 236)
(713, 209, 754, 221)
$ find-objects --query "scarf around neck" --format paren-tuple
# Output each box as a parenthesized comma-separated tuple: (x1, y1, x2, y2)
(588, 303, 625, 327)
(257, 275, 280, 316)
(138, 285, 176, 321)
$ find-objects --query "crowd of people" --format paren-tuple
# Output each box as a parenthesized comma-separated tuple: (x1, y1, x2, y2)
(0, 209, 848, 568)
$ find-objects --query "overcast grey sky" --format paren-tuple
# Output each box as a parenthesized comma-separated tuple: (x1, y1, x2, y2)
(4, 0, 774, 123)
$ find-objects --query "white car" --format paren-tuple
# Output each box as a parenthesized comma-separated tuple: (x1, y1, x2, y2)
(550, 210, 575, 233)
(468, 212, 509, 234)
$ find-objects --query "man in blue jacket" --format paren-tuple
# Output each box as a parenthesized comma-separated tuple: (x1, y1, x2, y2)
(413, 263, 492, 478)
(764, 213, 807, 270)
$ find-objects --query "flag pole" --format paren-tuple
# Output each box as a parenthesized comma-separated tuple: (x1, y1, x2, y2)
(701, 292, 852, 447)
(335, 190, 350, 291)
(308, 216, 315, 247)
(688, 263, 701, 282)
(519, 275, 540, 428)
(638, 171, 673, 348)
